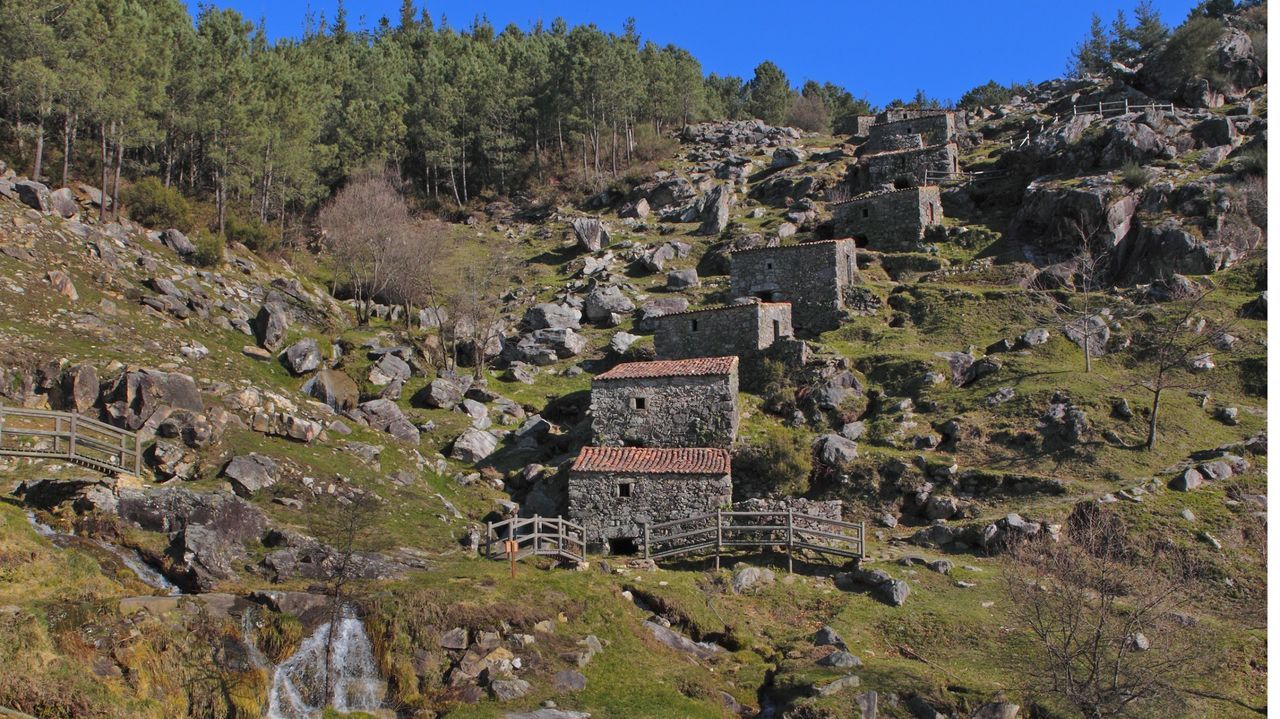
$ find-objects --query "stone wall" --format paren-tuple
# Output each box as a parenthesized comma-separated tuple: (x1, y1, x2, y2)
(832, 186, 944, 251)
(729, 239, 858, 333)
(591, 373, 739, 449)
(852, 115, 878, 138)
(877, 109, 967, 132)
(653, 302, 792, 360)
(568, 471, 732, 547)
(851, 143, 958, 193)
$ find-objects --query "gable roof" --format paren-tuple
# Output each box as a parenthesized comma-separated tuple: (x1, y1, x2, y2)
(595, 356, 737, 381)
(571, 446, 731, 475)
(652, 300, 790, 320)
(728, 238, 854, 255)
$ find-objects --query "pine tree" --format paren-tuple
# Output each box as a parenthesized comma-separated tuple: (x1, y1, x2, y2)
(743, 61, 793, 125)
(1069, 13, 1112, 77)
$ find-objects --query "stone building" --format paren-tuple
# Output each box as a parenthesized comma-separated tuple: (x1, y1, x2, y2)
(850, 143, 958, 193)
(568, 446, 732, 552)
(729, 239, 859, 333)
(591, 356, 739, 449)
(832, 186, 944, 251)
(863, 113, 956, 154)
(653, 300, 793, 360)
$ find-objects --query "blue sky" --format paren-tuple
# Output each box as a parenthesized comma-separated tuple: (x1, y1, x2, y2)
(187, 0, 1202, 106)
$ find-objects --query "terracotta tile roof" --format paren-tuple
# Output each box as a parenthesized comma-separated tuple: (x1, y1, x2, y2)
(652, 299, 791, 320)
(595, 356, 737, 381)
(729, 238, 854, 254)
(571, 446, 731, 475)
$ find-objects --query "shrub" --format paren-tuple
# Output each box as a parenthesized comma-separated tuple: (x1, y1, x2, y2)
(1119, 161, 1152, 189)
(1237, 146, 1266, 177)
(224, 214, 282, 254)
(632, 125, 678, 163)
(734, 425, 813, 496)
(191, 233, 225, 267)
(121, 177, 192, 232)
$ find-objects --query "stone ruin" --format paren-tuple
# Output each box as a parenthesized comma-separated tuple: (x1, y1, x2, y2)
(729, 239, 859, 333)
(653, 300, 794, 361)
(848, 111, 961, 192)
(831, 186, 945, 251)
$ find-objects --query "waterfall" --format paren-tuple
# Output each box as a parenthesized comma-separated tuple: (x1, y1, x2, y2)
(25, 509, 180, 594)
(266, 604, 386, 719)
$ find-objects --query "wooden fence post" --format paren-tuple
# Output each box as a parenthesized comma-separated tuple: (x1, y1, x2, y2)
(67, 413, 77, 462)
(786, 509, 794, 574)
(485, 521, 492, 558)
(715, 510, 722, 571)
(643, 523, 650, 560)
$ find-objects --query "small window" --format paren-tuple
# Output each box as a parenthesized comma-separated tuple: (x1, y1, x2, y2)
(766, 261, 773, 270)
(632, 396, 647, 411)
(861, 208, 869, 219)
(773, 319, 782, 340)
(617, 482, 632, 498)
(691, 319, 699, 332)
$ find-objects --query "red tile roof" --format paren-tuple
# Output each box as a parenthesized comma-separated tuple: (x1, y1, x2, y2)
(595, 356, 738, 381)
(728, 238, 854, 254)
(571, 446, 731, 475)
(653, 300, 791, 320)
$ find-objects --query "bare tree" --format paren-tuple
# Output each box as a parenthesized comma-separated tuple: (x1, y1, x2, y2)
(441, 246, 521, 377)
(1003, 503, 1207, 719)
(317, 167, 416, 325)
(308, 492, 388, 703)
(1128, 290, 1231, 450)
(1025, 214, 1117, 374)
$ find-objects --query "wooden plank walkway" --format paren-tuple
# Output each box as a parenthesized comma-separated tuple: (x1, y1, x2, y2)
(0, 405, 141, 476)
(644, 510, 865, 571)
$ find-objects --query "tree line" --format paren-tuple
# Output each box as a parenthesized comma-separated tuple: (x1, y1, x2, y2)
(0, 1, 890, 233)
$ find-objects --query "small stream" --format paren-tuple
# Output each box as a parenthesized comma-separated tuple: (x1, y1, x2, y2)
(25, 509, 181, 595)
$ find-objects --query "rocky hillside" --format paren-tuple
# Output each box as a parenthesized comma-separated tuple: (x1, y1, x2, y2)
(0, 11, 1268, 719)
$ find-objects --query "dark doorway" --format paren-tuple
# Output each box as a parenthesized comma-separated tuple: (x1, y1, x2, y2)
(608, 537, 638, 556)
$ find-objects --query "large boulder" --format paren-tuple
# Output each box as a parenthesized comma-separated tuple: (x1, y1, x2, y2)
(223, 454, 280, 497)
(451, 428, 498, 463)
(572, 217, 611, 252)
(525, 303, 581, 331)
(415, 374, 472, 409)
(306, 369, 358, 412)
(14, 180, 51, 212)
(281, 338, 322, 375)
(771, 147, 806, 169)
(583, 286, 634, 324)
(49, 187, 78, 218)
(507, 328, 588, 365)
(56, 363, 99, 414)
(161, 228, 196, 256)
(368, 353, 412, 386)
(815, 434, 858, 468)
(666, 268, 699, 291)
(102, 368, 203, 434)
(358, 399, 419, 444)
(696, 184, 732, 236)
(253, 301, 289, 351)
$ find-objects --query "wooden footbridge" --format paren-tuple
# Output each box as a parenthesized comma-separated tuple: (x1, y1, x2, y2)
(482, 510, 865, 571)
(0, 405, 141, 476)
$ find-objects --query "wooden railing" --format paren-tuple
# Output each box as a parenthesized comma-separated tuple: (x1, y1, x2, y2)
(484, 515, 586, 564)
(1071, 99, 1176, 118)
(643, 510, 865, 571)
(0, 405, 141, 476)
(923, 169, 1008, 185)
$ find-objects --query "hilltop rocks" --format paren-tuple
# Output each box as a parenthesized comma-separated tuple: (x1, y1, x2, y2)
(505, 328, 588, 365)
(49, 187, 78, 218)
(771, 146, 806, 169)
(815, 434, 858, 467)
(666, 268, 699, 290)
(55, 363, 99, 414)
(572, 217, 611, 252)
(417, 374, 472, 409)
(368, 353, 412, 386)
(223, 453, 280, 497)
(282, 338, 321, 375)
